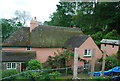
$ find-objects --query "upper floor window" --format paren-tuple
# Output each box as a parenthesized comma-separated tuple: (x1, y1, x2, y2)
(26, 47, 31, 51)
(7, 63, 16, 69)
(112, 45, 114, 48)
(104, 44, 106, 47)
(84, 49, 91, 56)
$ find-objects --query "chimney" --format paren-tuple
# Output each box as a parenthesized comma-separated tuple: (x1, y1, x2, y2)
(72, 25, 76, 28)
(30, 17, 39, 32)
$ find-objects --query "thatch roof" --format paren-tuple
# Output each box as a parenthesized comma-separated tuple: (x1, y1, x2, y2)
(30, 25, 83, 47)
(65, 35, 89, 48)
(3, 27, 30, 47)
(1, 50, 36, 62)
(3, 25, 84, 47)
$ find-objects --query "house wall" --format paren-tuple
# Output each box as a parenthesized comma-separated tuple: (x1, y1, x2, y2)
(2, 47, 27, 51)
(31, 48, 64, 63)
(101, 44, 119, 56)
(78, 37, 103, 67)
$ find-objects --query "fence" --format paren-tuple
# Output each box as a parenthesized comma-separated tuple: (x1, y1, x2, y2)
(0, 67, 72, 80)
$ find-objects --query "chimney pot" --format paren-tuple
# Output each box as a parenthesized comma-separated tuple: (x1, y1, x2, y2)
(30, 17, 38, 32)
(34, 17, 36, 20)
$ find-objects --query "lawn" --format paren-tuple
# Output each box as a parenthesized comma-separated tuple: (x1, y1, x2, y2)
(60, 72, 89, 79)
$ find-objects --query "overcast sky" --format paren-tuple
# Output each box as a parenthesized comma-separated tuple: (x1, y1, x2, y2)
(0, 0, 60, 25)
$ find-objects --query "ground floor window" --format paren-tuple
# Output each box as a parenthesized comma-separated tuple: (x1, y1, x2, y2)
(84, 62, 90, 70)
(7, 62, 16, 69)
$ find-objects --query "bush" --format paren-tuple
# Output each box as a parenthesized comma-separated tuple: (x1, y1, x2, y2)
(105, 55, 119, 70)
(2, 69, 18, 81)
(0, 69, 2, 79)
(26, 59, 42, 70)
(99, 55, 119, 70)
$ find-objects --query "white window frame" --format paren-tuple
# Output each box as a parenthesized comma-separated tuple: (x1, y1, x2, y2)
(26, 47, 31, 51)
(104, 44, 106, 47)
(112, 45, 115, 49)
(6, 62, 17, 69)
(84, 49, 91, 56)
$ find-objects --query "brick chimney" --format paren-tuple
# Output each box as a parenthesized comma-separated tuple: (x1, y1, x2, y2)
(30, 17, 39, 32)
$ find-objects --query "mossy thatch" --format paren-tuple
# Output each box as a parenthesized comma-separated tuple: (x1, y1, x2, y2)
(3, 25, 84, 47)
(3, 27, 29, 47)
(30, 25, 83, 47)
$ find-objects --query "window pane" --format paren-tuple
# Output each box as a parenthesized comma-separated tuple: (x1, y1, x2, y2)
(84, 50, 87, 55)
(87, 49, 90, 55)
(7, 63, 11, 68)
(12, 63, 16, 68)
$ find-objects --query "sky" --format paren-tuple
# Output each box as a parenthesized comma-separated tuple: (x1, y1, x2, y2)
(0, 0, 60, 25)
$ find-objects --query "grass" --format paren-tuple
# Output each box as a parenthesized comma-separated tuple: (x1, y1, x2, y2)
(60, 72, 89, 79)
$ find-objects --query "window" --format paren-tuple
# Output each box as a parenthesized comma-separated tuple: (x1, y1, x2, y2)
(84, 62, 90, 69)
(7, 63, 16, 69)
(26, 47, 31, 51)
(84, 49, 91, 56)
(112, 45, 114, 48)
(104, 44, 106, 47)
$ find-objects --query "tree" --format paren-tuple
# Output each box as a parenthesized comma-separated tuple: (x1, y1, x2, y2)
(15, 10, 31, 26)
(99, 55, 120, 70)
(26, 59, 42, 70)
(44, 49, 74, 69)
(1, 18, 22, 41)
(103, 29, 120, 40)
(45, 2, 120, 46)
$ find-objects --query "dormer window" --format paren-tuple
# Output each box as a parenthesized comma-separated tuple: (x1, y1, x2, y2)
(104, 44, 106, 47)
(26, 47, 31, 51)
(112, 45, 114, 48)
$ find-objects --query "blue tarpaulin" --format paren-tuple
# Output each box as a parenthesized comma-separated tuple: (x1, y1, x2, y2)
(88, 66, 120, 76)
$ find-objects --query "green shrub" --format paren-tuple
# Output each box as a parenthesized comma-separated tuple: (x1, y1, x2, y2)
(2, 69, 18, 81)
(0, 69, 2, 79)
(26, 59, 42, 70)
(98, 55, 119, 70)
(105, 55, 119, 70)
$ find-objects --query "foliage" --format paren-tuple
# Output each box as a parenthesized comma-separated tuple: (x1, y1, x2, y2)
(1, 18, 22, 41)
(20, 59, 61, 80)
(0, 69, 2, 79)
(98, 55, 120, 70)
(45, 49, 74, 69)
(90, 76, 111, 81)
(117, 49, 120, 60)
(45, 2, 120, 44)
(22, 70, 60, 81)
(91, 31, 103, 45)
(26, 59, 42, 70)
(2, 69, 18, 80)
(103, 29, 120, 40)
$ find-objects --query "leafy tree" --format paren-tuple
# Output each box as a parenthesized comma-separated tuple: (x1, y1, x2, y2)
(45, 2, 120, 44)
(2, 69, 18, 81)
(26, 59, 42, 70)
(1, 18, 22, 41)
(99, 55, 120, 70)
(91, 31, 103, 46)
(45, 49, 74, 69)
(23, 59, 60, 80)
(103, 29, 120, 40)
